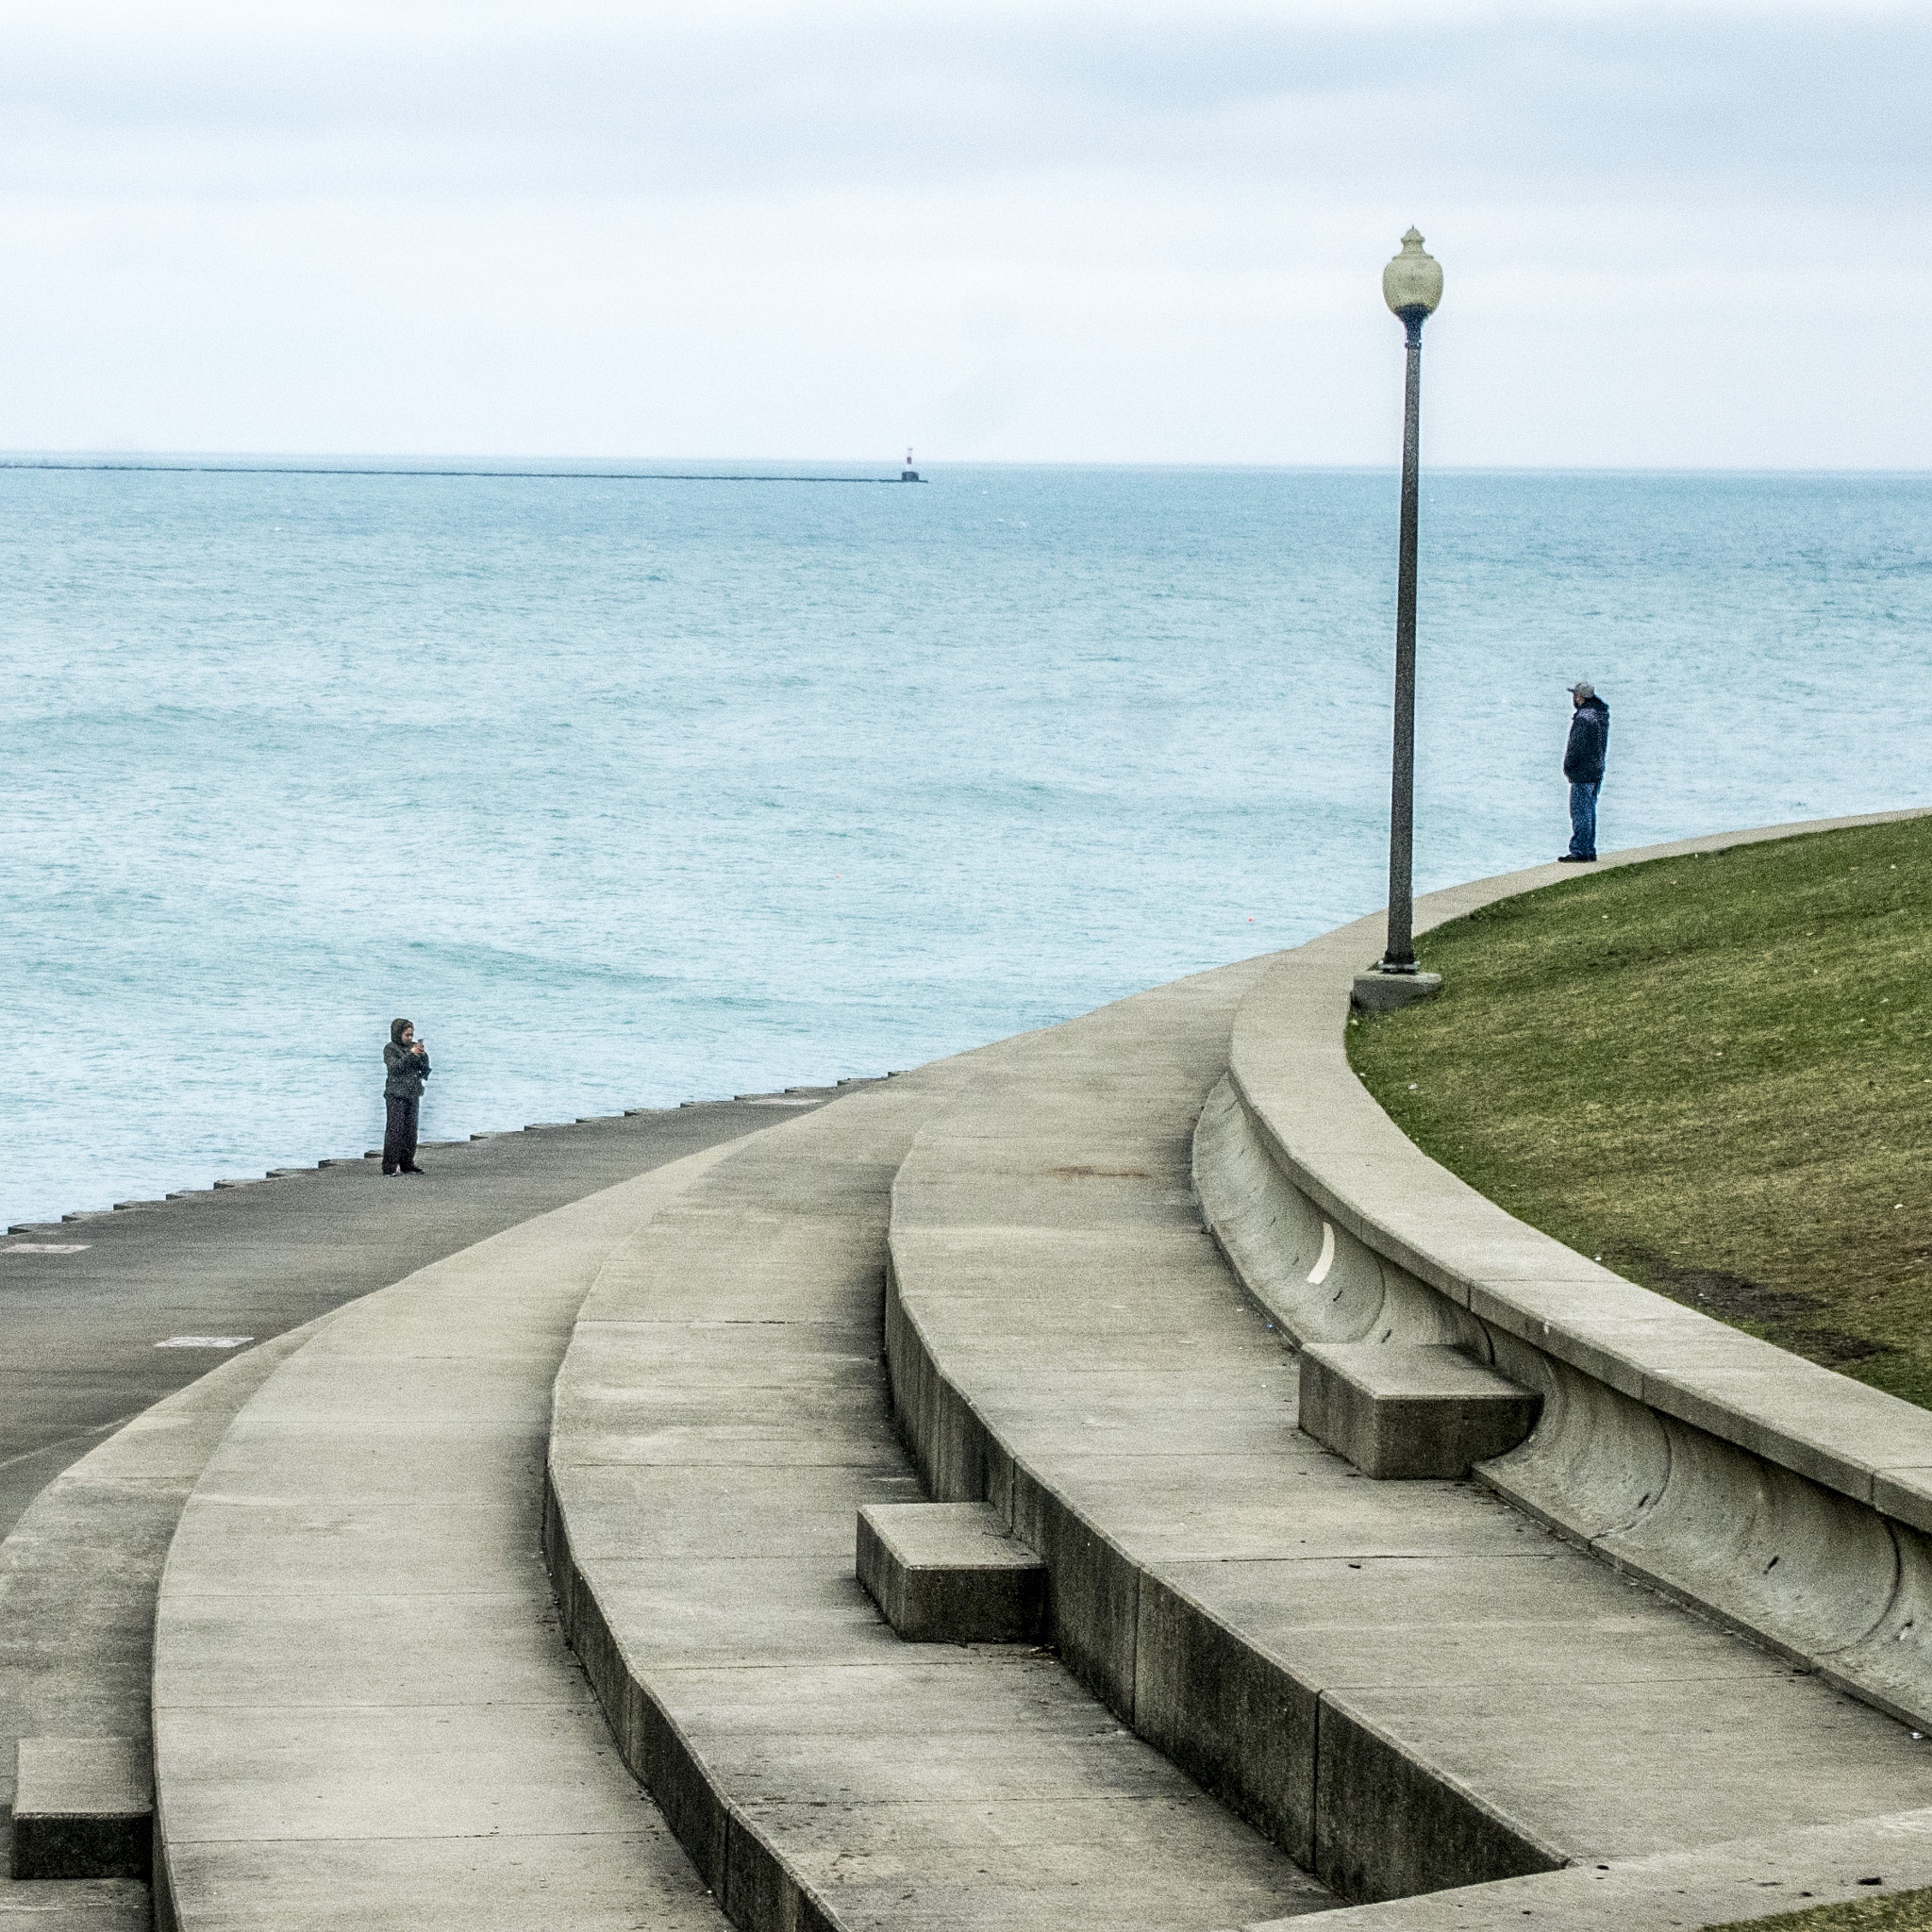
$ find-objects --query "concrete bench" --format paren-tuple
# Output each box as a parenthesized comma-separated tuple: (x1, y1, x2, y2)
(1297, 1343, 1540, 1479)
(858, 1501, 1045, 1642)
(9, 1738, 151, 1881)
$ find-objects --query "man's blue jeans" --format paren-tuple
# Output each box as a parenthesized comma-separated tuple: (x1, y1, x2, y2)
(1568, 781, 1600, 859)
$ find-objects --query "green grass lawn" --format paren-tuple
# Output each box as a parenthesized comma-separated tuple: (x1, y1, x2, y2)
(1707, 1887, 1932, 1930)
(1347, 818, 1932, 1408)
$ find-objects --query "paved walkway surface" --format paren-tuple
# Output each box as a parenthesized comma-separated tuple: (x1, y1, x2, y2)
(0, 1094, 843, 1541)
(0, 1879, 146, 1928)
(548, 1069, 1333, 1932)
(152, 1135, 763, 1931)
(887, 956, 1932, 1903)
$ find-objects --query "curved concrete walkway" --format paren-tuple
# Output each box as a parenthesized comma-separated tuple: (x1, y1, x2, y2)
(546, 1068, 1333, 1932)
(151, 1135, 760, 1930)
(0, 1094, 830, 1541)
(884, 934, 1932, 1904)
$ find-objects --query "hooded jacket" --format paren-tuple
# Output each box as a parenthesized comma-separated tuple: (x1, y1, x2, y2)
(383, 1024, 432, 1101)
(1563, 694, 1610, 786)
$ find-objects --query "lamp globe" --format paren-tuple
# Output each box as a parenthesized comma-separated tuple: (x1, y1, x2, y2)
(1383, 228, 1443, 320)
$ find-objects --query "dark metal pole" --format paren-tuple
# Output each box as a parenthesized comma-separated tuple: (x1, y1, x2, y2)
(1381, 308, 1425, 972)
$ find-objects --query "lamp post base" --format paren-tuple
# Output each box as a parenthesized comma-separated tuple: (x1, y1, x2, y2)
(1352, 968, 1444, 1014)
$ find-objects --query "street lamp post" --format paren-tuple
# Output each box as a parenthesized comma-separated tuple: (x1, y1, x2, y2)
(1356, 228, 1445, 1013)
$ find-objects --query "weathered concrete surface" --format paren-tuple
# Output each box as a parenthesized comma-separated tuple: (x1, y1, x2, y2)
(10, 1738, 151, 1881)
(151, 1133, 767, 1932)
(0, 1091, 846, 1541)
(857, 1501, 1045, 1643)
(1203, 808, 1932, 1735)
(0, 1879, 146, 1928)
(884, 921, 1932, 1906)
(1297, 1344, 1540, 1480)
(547, 1074, 1333, 1932)
(1261, 1806, 1932, 1929)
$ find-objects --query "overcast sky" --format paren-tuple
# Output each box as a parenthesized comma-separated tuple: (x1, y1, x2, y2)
(3, 1, 1924, 467)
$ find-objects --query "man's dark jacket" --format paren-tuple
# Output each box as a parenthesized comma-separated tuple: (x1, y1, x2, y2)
(384, 1041, 432, 1101)
(1564, 695, 1610, 786)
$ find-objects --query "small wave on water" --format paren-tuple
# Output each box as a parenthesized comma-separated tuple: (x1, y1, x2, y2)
(2, 458, 1926, 1225)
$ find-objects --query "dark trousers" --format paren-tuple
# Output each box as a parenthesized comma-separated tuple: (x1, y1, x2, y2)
(383, 1096, 420, 1174)
(1568, 781, 1600, 859)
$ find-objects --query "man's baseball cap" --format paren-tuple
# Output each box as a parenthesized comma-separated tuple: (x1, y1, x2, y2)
(1568, 680, 1594, 700)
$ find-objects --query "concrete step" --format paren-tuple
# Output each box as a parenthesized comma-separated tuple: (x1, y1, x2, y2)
(1295, 1342, 1540, 1480)
(150, 1137, 760, 1932)
(10, 1738, 150, 1881)
(545, 1070, 1333, 1932)
(883, 952, 1932, 1907)
(856, 1501, 1046, 1643)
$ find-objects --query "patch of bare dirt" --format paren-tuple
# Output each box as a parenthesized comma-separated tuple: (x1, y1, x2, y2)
(1611, 1251, 1895, 1370)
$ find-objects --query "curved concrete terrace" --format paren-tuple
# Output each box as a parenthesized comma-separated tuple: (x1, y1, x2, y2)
(544, 1067, 1331, 1932)
(75, 810, 1932, 1927)
(0, 1090, 841, 1925)
(1200, 809, 1932, 1728)
(885, 815, 1932, 1907)
(150, 1135, 762, 1931)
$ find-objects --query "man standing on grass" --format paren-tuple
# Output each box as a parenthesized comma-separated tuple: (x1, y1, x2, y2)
(382, 1018, 431, 1176)
(1560, 680, 1610, 863)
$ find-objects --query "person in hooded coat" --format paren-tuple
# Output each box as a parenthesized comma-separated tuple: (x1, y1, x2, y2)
(382, 1019, 431, 1175)
(1560, 680, 1610, 862)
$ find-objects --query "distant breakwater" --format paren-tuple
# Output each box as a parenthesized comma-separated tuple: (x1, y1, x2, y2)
(0, 459, 912, 484)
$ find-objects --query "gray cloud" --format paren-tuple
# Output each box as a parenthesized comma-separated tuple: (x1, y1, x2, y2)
(3, 6, 1924, 202)
(1, 3, 1924, 463)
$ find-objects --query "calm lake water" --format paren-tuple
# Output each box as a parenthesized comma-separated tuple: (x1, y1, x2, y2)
(2, 459, 1926, 1225)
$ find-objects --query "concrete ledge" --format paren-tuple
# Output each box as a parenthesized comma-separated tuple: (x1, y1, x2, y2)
(884, 1251, 1577, 1902)
(9, 1739, 151, 1881)
(1310, 1696, 1568, 1906)
(1298, 1345, 1540, 1480)
(1262, 1804, 1932, 1930)
(856, 1502, 1045, 1643)
(1199, 808, 1932, 1732)
(881, 961, 1636, 1904)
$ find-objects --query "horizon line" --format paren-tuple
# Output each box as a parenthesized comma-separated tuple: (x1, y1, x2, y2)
(2, 453, 1927, 483)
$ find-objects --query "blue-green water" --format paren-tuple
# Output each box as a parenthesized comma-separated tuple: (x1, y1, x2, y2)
(3, 460, 1926, 1225)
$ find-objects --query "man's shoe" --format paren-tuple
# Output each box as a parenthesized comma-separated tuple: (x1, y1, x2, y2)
(1557, 854, 1597, 863)
(401, 1164, 426, 1174)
